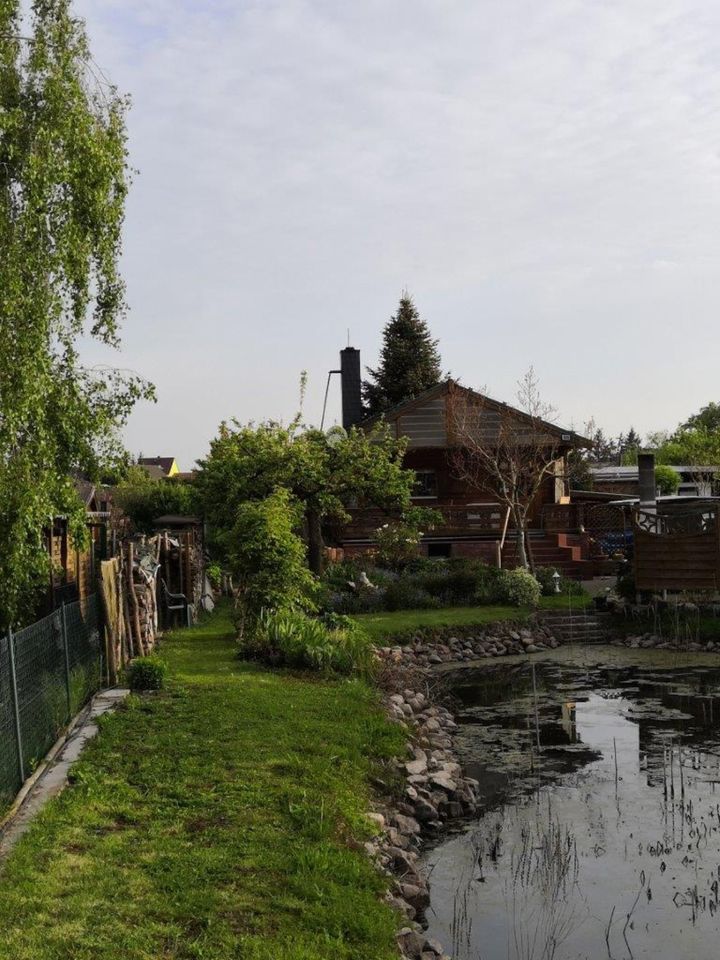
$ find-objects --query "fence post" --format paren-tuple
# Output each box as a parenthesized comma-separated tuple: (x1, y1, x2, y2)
(7, 627, 25, 786)
(61, 602, 72, 719)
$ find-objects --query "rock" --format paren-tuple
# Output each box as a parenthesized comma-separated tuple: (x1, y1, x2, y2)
(399, 881, 430, 910)
(525, 644, 539, 653)
(363, 841, 379, 858)
(423, 939, 445, 956)
(388, 895, 416, 919)
(366, 812, 385, 833)
(414, 798, 439, 822)
(394, 814, 421, 836)
(397, 930, 426, 959)
(429, 772, 457, 793)
(386, 827, 409, 849)
(406, 758, 427, 776)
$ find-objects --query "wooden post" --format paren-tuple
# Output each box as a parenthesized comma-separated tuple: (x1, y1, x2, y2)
(127, 543, 144, 657)
(99, 575, 117, 685)
(61, 602, 73, 715)
(7, 628, 25, 786)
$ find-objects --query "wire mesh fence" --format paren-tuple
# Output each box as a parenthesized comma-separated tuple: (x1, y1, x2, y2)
(0, 595, 102, 812)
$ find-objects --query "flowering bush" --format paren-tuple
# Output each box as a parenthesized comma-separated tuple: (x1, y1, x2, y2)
(373, 507, 443, 570)
(501, 568, 542, 607)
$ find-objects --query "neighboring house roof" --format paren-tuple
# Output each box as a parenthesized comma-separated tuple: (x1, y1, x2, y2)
(154, 514, 202, 526)
(141, 464, 167, 481)
(138, 456, 178, 476)
(74, 477, 96, 508)
(361, 379, 590, 448)
(70, 477, 111, 517)
(591, 464, 720, 481)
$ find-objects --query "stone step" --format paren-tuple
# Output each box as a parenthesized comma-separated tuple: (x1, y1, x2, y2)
(538, 611, 612, 644)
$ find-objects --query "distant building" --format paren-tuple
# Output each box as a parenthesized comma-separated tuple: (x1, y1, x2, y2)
(335, 346, 591, 573)
(590, 464, 720, 499)
(138, 456, 179, 479)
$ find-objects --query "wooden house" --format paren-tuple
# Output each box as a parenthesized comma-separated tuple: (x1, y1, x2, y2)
(138, 456, 179, 479)
(335, 348, 592, 574)
(591, 464, 720, 499)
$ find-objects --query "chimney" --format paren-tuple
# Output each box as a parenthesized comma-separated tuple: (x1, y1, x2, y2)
(340, 347, 363, 430)
(638, 452, 656, 507)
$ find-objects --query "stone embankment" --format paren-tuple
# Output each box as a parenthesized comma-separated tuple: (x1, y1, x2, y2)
(368, 621, 559, 960)
(610, 633, 720, 652)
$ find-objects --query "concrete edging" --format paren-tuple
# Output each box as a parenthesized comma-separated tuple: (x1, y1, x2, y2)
(0, 687, 130, 865)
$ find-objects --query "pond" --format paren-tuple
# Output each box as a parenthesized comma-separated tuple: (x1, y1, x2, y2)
(424, 646, 720, 960)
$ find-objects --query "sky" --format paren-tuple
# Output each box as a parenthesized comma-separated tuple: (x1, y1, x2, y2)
(70, 0, 720, 470)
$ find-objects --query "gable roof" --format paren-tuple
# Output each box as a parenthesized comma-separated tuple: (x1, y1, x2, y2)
(138, 456, 177, 475)
(361, 379, 590, 447)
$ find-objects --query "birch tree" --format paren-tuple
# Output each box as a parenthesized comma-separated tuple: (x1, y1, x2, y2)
(0, 1, 152, 626)
(447, 370, 567, 569)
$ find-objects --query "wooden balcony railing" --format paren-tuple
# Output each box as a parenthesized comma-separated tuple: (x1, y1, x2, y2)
(342, 503, 508, 539)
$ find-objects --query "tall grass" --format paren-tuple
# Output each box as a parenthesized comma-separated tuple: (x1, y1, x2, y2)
(247, 609, 375, 675)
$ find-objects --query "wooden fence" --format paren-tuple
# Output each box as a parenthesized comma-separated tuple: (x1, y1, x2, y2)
(634, 506, 720, 592)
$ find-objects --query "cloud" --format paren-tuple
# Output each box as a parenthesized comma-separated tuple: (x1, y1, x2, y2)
(67, 0, 720, 465)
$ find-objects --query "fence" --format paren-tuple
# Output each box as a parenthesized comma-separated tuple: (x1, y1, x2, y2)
(0, 594, 102, 811)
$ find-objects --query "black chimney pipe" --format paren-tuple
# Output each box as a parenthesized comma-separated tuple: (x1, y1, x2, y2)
(340, 347, 363, 430)
(638, 452, 656, 507)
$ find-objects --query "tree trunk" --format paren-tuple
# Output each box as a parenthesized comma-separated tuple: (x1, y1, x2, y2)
(306, 509, 325, 575)
(512, 507, 529, 569)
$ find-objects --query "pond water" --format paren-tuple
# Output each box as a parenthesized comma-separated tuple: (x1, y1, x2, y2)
(424, 646, 720, 960)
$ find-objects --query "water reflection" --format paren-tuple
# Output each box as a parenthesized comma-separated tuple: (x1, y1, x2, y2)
(425, 647, 720, 960)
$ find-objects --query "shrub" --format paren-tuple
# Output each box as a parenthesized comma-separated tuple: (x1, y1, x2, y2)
(501, 568, 542, 607)
(655, 464, 680, 496)
(114, 466, 197, 534)
(320, 557, 514, 611)
(206, 562, 223, 590)
(128, 655, 168, 691)
(534, 566, 585, 597)
(616, 566, 636, 601)
(230, 488, 317, 637)
(383, 579, 439, 611)
(247, 609, 374, 675)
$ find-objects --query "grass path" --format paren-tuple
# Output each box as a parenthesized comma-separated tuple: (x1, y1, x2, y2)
(0, 607, 404, 960)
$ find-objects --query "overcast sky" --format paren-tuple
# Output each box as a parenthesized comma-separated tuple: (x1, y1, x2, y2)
(73, 0, 720, 470)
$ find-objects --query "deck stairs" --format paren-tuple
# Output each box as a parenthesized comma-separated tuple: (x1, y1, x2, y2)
(501, 531, 591, 578)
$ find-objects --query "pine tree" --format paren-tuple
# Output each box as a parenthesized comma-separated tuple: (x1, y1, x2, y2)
(362, 294, 443, 416)
(590, 428, 616, 463)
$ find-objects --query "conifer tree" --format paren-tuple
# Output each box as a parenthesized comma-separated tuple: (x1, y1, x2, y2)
(362, 294, 443, 416)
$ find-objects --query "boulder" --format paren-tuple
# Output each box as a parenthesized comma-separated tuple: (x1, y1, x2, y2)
(414, 798, 439, 822)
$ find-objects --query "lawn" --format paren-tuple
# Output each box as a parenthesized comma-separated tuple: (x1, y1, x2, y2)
(353, 594, 593, 641)
(0, 606, 405, 960)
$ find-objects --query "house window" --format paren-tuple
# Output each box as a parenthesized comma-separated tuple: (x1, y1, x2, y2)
(428, 542, 452, 558)
(413, 470, 438, 498)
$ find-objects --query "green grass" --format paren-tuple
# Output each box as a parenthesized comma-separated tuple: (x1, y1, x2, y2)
(353, 594, 593, 641)
(0, 605, 405, 960)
